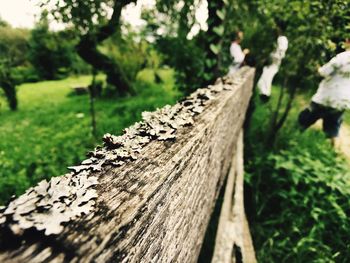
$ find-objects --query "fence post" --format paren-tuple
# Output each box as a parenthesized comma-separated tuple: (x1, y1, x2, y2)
(0, 68, 255, 263)
(212, 130, 256, 263)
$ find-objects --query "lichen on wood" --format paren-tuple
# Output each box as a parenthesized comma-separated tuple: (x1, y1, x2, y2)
(0, 172, 98, 236)
(69, 74, 242, 172)
(0, 72, 237, 238)
(0, 67, 255, 263)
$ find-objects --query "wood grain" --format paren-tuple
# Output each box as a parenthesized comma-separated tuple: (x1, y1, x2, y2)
(0, 68, 255, 263)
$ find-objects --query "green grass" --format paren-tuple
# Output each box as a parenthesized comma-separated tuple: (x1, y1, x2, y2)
(344, 112, 350, 125)
(0, 69, 181, 204)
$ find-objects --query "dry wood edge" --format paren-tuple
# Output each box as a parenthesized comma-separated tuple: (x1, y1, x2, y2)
(212, 131, 256, 263)
(0, 68, 255, 263)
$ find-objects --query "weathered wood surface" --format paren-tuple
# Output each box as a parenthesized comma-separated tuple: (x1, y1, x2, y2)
(212, 131, 256, 263)
(0, 68, 255, 263)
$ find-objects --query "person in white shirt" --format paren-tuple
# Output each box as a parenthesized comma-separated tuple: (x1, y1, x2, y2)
(298, 39, 350, 145)
(257, 25, 288, 101)
(229, 31, 249, 75)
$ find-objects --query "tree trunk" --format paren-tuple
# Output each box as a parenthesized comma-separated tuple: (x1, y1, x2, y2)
(264, 78, 286, 146)
(266, 80, 297, 147)
(76, 0, 136, 97)
(89, 71, 98, 139)
(1, 80, 17, 111)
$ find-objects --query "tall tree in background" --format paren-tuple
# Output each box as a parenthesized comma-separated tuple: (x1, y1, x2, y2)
(44, 0, 137, 96)
(0, 22, 30, 110)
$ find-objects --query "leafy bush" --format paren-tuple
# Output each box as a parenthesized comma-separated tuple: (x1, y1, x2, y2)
(28, 12, 90, 80)
(99, 36, 144, 84)
(245, 90, 350, 262)
(157, 36, 206, 95)
(9, 66, 40, 83)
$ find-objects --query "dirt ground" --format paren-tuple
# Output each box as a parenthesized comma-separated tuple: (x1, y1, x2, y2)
(338, 124, 350, 162)
(314, 120, 350, 163)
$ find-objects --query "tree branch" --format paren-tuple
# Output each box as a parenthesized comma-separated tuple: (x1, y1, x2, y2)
(76, 0, 137, 96)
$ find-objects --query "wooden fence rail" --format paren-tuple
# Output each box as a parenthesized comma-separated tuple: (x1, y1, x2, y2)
(0, 67, 255, 263)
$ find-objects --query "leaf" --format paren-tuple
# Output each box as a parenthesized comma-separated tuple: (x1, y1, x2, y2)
(210, 44, 220, 55)
(205, 59, 215, 67)
(213, 25, 225, 36)
(216, 9, 226, 20)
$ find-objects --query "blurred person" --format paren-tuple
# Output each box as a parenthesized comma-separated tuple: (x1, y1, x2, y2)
(229, 31, 249, 75)
(298, 39, 350, 146)
(257, 23, 288, 102)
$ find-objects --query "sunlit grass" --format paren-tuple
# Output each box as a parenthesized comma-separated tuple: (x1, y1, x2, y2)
(0, 69, 180, 204)
(344, 112, 350, 124)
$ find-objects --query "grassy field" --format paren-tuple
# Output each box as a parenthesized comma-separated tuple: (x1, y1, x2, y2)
(0, 69, 180, 204)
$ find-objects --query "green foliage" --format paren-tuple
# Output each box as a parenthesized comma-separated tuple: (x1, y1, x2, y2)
(229, 0, 350, 146)
(0, 2, 348, 259)
(157, 36, 206, 94)
(141, 1, 208, 94)
(239, 16, 276, 76)
(0, 26, 29, 68)
(243, 0, 349, 88)
(45, 0, 115, 33)
(245, 88, 350, 262)
(43, 0, 141, 96)
(151, 0, 227, 94)
(8, 66, 40, 84)
(146, 0, 281, 95)
(345, 112, 350, 125)
(232, 2, 350, 260)
(28, 13, 89, 80)
(151, 0, 275, 93)
(100, 30, 147, 83)
(0, 69, 180, 205)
